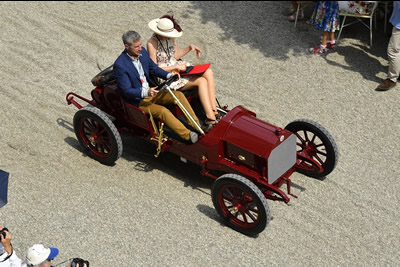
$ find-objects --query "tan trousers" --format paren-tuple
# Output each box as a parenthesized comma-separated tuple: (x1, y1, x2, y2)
(139, 90, 201, 140)
(387, 27, 400, 82)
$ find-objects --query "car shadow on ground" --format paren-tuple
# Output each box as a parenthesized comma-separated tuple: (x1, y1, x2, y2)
(57, 117, 97, 161)
(57, 120, 215, 193)
(196, 204, 223, 225)
(196, 204, 260, 238)
(56, 117, 87, 153)
(120, 135, 215, 192)
(198, 203, 265, 238)
(57, 118, 74, 133)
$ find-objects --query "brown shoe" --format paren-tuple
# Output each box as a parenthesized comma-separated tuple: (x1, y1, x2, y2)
(377, 79, 396, 91)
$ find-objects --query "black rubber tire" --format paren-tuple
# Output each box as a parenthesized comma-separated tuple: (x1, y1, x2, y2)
(212, 174, 271, 236)
(285, 119, 338, 178)
(73, 106, 122, 165)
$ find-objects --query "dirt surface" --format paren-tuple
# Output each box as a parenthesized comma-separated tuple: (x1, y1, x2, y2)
(0, 2, 399, 266)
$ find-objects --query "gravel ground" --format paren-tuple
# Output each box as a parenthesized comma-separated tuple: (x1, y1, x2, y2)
(0, 1, 399, 266)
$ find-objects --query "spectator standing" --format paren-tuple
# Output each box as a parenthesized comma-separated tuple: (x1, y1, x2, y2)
(377, 1, 400, 90)
(0, 227, 22, 267)
(23, 244, 59, 267)
(308, 1, 340, 55)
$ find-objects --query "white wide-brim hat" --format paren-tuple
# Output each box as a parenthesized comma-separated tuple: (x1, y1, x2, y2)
(148, 18, 183, 38)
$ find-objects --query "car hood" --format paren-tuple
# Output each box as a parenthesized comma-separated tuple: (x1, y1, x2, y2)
(221, 106, 292, 158)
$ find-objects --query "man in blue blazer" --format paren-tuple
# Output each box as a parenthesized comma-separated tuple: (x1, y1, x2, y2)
(113, 31, 200, 143)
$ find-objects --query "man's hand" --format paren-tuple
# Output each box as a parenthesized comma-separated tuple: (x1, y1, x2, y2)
(0, 227, 12, 254)
(148, 87, 159, 97)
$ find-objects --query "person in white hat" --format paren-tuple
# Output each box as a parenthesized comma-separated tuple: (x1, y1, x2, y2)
(23, 244, 58, 267)
(147, 13, 219, 130)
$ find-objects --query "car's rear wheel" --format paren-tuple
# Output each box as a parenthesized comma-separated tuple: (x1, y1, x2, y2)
(285, 119, 338, 178)
(73, 106, 122, 165)
(212, 174, 271, 236)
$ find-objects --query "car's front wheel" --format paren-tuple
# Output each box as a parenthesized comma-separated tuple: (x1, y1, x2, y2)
(212, 174, 271, 236)
(285, 119, 338, 178)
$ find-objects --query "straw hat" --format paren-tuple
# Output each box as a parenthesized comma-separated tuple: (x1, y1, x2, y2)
(148, 18, 182, 38)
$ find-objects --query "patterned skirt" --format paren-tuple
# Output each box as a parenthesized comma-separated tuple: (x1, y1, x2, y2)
(310, 1, 340, 32)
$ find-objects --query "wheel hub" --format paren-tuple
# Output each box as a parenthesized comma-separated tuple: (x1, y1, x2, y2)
(303, 141, 316, 156)
(232, 203, 242, 213)
(232, 194, 252, 214)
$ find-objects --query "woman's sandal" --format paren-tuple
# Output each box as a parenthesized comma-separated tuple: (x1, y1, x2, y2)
(213, 110, 222, 121)
(203, 117, 217, 132)
(205, 117, 217, 125)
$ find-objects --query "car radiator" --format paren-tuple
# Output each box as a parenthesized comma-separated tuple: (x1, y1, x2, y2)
(268, 134, 297, 184)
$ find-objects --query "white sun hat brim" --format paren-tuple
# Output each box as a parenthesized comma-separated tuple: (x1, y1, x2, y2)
(148, 18, 183, 38)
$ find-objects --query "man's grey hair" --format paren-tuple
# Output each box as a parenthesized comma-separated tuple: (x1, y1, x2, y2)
(122, 31, 141, 45)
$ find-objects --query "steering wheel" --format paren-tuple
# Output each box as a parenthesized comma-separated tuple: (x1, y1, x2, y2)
(156, 74, 179, 91)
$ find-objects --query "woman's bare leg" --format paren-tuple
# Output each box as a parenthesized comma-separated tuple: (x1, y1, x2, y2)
(180, 76, 216, 121)
(321, 31, 330, 46)
(201, 68, 217, 113)
(329, 31, 335, 42)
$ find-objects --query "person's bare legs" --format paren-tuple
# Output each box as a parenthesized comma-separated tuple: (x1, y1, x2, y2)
(180, 76, 216, 122)
(201, 68, 217, 116)
(321, 31, 330, 46)
(329, 31, 335, 42)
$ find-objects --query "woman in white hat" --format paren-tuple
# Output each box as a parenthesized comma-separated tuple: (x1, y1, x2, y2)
(147, 13, 218, 128)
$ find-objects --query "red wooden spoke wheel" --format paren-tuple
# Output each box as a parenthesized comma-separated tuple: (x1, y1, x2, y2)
(285, 119, 338, 178)
(212, 174, 270, 236)
(73, 106, 122, 165)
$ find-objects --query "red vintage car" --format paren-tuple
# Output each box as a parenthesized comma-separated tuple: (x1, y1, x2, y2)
(66, 66, 338, 235)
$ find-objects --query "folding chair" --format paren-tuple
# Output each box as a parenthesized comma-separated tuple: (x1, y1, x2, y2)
(337, 1, 379, 47)
(294, 1, 313, 27)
